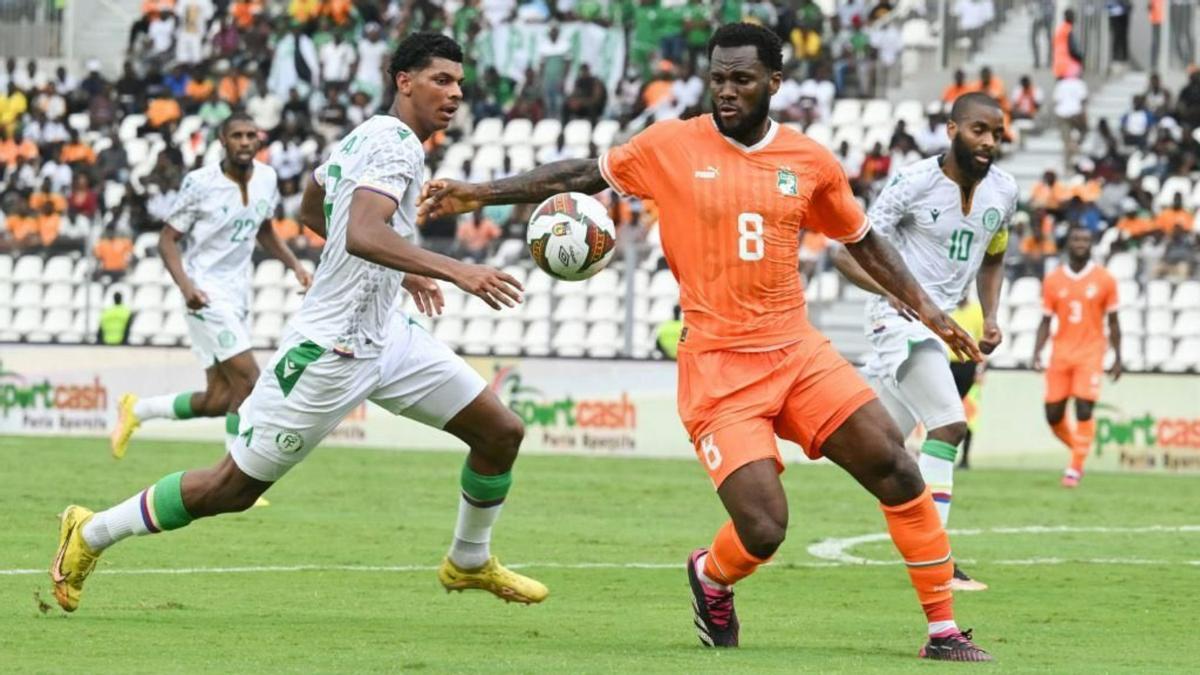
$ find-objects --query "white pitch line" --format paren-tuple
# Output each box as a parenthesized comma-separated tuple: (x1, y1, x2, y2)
(807, 524, 1200, 565)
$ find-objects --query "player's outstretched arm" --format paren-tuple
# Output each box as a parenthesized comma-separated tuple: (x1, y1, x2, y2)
(158, 225, 208, 310)
(297, 175, 327, 239)
(418, 159, 609, 222)
(346, 189, 522, 310)
(255, 220, 311, 289)
(829, 243, 918, 320)
(976, 251, 1006, 354)
(845, 229, 983, 362)
(1107, 311, 1123, 381)
(1032, 315, 1052, 371)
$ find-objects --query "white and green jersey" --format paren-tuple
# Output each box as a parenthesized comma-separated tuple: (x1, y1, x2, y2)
(168, 160, 280, 311)
(866, 156, 1018, 321)
(294, 114, 425, 358)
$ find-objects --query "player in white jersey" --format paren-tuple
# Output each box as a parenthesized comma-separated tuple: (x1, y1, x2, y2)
(110, 113, 312, 460)
(50, 34, 546, 613)
(832, 93, 1017, 591)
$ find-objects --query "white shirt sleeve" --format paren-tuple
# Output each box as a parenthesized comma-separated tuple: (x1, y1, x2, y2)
(866, 172, 911, 239)
(166, 172, 203, 233)
(355, 136, 419, 204)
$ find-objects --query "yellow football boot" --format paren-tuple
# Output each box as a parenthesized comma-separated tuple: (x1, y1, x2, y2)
(50, 505, 102, 612)
(110, 393, 141, 459)
(438, 556, 548, 604)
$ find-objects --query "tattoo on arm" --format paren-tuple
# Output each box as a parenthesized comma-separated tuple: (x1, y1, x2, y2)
(483, 159, 609, 205)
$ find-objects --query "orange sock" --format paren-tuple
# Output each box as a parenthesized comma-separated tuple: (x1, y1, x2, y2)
(702, 521, 767, 587)
(1071, 419, 1095, 472)
(1051, 418, 1077, 451)
(880, 487, 954, 624)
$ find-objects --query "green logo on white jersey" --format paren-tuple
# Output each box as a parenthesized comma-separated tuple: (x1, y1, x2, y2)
(982, 207, 1002, 231)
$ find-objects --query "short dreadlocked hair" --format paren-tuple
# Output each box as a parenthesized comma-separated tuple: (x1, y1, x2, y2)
(388, 32, 464, 81)
(707, 23, 784, 73)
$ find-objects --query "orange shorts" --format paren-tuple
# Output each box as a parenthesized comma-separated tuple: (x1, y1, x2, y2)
(677, 334, 877, 488)
(1045, 360, 1103, 402)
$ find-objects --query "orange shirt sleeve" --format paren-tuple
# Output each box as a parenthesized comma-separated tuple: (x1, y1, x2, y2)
(807, 154, 868, 243)
(598, 120, 678, 200)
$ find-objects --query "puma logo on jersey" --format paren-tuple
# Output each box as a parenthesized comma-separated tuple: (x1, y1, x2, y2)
(694, 166, 719, 179)
(930, 208, 941, 222)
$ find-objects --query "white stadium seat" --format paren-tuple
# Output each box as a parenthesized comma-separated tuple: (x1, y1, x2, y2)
(43, 256, 73, 283)
(119, 114, 146, 142)
(1145, 309, 1173, 334)
(804, 122, 833, 148)
(254, 259, 286, 289)
(1171, 281, 1200, 310)
(508, 144, 536, 172)
(461, 295, 499, 320)
(1011, 331, 1038, 368)
(12, 256, 43, 282)
(531, 118, 562, 147)
(151, 311, 187, 346)
(860, 100, 893, 127)
(552, 297, 587, 322)
(492, 319, 524, 356)
(1118, 280, 1143, 308)
(441, 142, 474, 173)
(523, 271, 554, 297)
(254, 287, 285, 314)
(893, 99, 925, 128)
(553, 276, 587, 298)
(1145, 336, 1173, 370)
(30, 308, 74, 343)
(1169, 337, 1200, 371)
(831, 125, 865, 151)
(585, 321, 621, 358)
(501, 118, 533, 146)
(0, 282, 12, 309)
(648, 270, 679, 299)
(43, 283, 73, 309)
(0, 307, 16, 341)
(521, 293, 551, 321)
(863, 124, 893, 153)
(588, 295, 622, 322)
(1007, 276, 1042, 306)
(1119, 338, 1145, 372)
(1156, 176, 1192, 210)
(524, 320, 552, 356)
(586, 268, 620, 297)
(129, 310, 164, 346)
(1118, 309, 1144, 337)
(433, 317, 465, 349)
(563, 119, 592, 147)
(1146, 280, 1172, 308)
(829, 99, 862, 128)
(1009, 306, 1044, 333)
(1106, 252, 1137, 281)
(648, 297, 676, 323)
(592, 119, 620, 148)
(471, 117, 504, 146)
(1172, 311, 1200, 338)
(460, 318, 495, 355)
(252, 312, 283, 349)
(0, 254, 12, 280)
(551, 322, 586, 357)
(5, 307, 42, 341)
(12, 282, 42, 308)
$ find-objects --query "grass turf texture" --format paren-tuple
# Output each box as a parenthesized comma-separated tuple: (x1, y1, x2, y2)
(2, 435, 1198, 673)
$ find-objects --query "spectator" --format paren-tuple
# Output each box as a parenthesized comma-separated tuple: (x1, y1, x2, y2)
(345, 90, 372, 126)
(33, 82, 66, 121)
(60, 130, 96, 167)
(1107, 0, 1131, 64)
(509, 67, 544, 122)
(860, 141, 891, 186)
(1120, 95, 1154, 148)
(145, 9, 177, 59)
(682, 1, 715, 68)
(1154, 193, 1195, 234)
(145, 87, 183, 131)
(319, 30, 356, 89)
(473, 66, 514, 120)
(68, 174, 99, 219)
(0, 82, 28, 134)
(218, 61, 253, 106)
(114, 62, 145, 114)
(184, 64, 215, 111)
(1173, 0, 1196, 66)
(7, 201, 37, 251)
(270, 203, 304, 250)
(230, 0, 263, 29)
(455, 209, 502, 262)
(565, 64, 608, 123)
(657, 1, 686, 64)
(942, 69, 972, 104)
(1177, 70, 1200, 129)
(539, 24, 572, 120)
(1116, 199, 1154, 238)
(1149, 0, 1164, 68)
(1143, 73, 1172, 117)
(1019, 215, 1057, 277)
(33, 199, 64, 251)
(655, 305, 683, 360)
(96, 132, 129, 183)
(31, 178, 67, 214)
(836, 139, 865, 184)
(268, 22, 319, 99)
(0, 57, 15, 91)
(1010, 75, 1043, 121)
(246, 74, 283, 130)
(163, 62, 190, 99)
(39, 156, 72, 194)
(210, 14, 241, 60)
(1053, 9, 1084, 80)
(79, 59, 108, 99)
(268, 125, 306, 185)
(0, 128, 38, 169)
(198, 87, 233, 130)
(1156, 226, 1195, 280)
(915, 107, 950, 155)
(93, 226, 135, 280)
(314, 84, 348, 140)
(98, 291, 133, 345)
(353, 22, 389, 104)
(1053, 75, 1088, 171)
(1030, 169, 1072, 213)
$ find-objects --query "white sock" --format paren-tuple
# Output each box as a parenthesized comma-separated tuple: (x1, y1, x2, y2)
(695, 553, 730, 591)
(918, 448, 956, 527)
(134, 393, 183, 421)
(81, 491, 154, 552)
(447, 495, 502, 570)
(928, 620, 959, 636)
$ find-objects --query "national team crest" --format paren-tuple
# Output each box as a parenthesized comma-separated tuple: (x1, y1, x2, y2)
(256, 199, 270, 218)
(777, 168, 798, 196)
(982, 207, 1002, 231)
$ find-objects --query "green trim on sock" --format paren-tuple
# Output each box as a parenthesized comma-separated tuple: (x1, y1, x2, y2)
(172, 393, 196, 420)
(921, 438, 959, 462)
(225, 412, 240, 435)
(152, 471, 194, 530)
(460, 464, 512, 503)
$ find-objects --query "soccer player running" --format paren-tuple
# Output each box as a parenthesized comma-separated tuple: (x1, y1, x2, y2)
(1033, 225, 1122, 487)
(51, 34, 547, 612)
(420, 23, 992, 662)
(109, 113, 312, 461)
(831, 92, 1018, 593)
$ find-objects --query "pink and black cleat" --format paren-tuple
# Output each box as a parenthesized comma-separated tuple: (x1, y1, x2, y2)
(686, 548, 739, 648)
(919, 628, 994, 662)
(1062, 468, 1082, 488)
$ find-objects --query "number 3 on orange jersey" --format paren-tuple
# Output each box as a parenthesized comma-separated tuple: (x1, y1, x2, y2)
(738, 212, 764, 261)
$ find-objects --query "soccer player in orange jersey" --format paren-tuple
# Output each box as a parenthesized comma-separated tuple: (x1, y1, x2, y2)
(1034, 225, 1123, 487)
(420, 24, 991, 661)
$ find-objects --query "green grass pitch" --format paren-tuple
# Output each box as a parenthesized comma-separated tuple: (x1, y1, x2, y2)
(2, 435, 1198, 672)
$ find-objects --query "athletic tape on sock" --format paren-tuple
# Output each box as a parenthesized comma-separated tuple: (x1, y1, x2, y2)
(225, 412, 239, 436)
(460, 464, 512, 505)
(172, 392, 196, 420)
(921, 438, 959, 462)
(150, 471, 194, 531)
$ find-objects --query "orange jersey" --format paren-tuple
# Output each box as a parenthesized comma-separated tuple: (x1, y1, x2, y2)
(600, 116, 868, 352)
(1042, 262, 1118, 366)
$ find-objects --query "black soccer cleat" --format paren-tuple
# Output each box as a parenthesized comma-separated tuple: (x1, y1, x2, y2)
(919, 628, 994, 662)
(687, 548, 739, 647)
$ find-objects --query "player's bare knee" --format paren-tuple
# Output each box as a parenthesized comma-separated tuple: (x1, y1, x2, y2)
(488, 411, 525, 463)
(738, 514, 787, 559)
(929, 421, 968, 447)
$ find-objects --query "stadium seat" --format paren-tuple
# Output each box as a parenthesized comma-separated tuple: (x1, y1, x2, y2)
(71, 284, 103, 312)
(524, 270, 554, 297)
(1171, 310, 1200, 338)
(1146, 309, 1173, 335)
(631, 269, 650, 296)
(860, 100, 893, 128)
(1118, 280, 1143, 308)
(592, 119, 620, 148)
(4, 307, 41, 342)
(1106, 252, 1137, 281)
(631, 322, 657, 359)
(1011, 331, 1038, 367)
(432, 317, 464, 350)
(551, 322, 586, 357)
(524, 320, 552, 356)
(1145, 336, 1173, 370)
(893, 100, 925, 129)
(436, 288, 465, 317)
(588, 295, 622, 322)
(901, 18, 938, 49)
(1171, 281, 1200, 310)
(43, 256, 73, 283)
(521, 293, 551, 320)
(1119, 338, 1145, 372)
(0, 254, 12, 280)
(12, 282, 42, 308)
(128, 310, 164, 346)
(563, 119, 592, 147)
(118, 114, 146, 142)
(553, 276, 587, 299)
(830, 99, 863, 128)
(1168, 336, 1200, 372)
(552, 296, 587, 322)
(0, 282, 11, 309)
(34, 308, 75, 343)
(501, 265, 529, 290)
(648, 296, 676, 323)
(254, 259, 286, 289)
(489, 239, 526, 267)
(131, 258, 166, 286)
(585, 321, 621, 358)
(441, 142, 473, 173)
(173, 115, 204, 145)
(862, 124, 893, 153)
(67, 112, 90, 132)
(252, 312, 283, 349)
(1009, 306, 1043, 333)
(831, 125, 865, 151)
(1146, 280, 1172, 308)
(803, 122, 833, 148)
(460, 318, 495, 355)
(461, 295, 501, 320)
(43, 283, 73, 309)
(492, 319, 524, 356)
(1118, 309, 1144, 337)
(1156, 176, 1192, 210)
(1140, 174, 1161, 196)
(585, 268, 619, 297)
(254, 287, 285, 314)
(648, 269, 679, 299)
(151, 311, 187, 347)
(501, 118, 533, 146)
(531, 118, 562, 147)
(508, 144, 536, 172)
(472, 118, 504, 146)
(474, 143, 506, 176)
(12, 256, 43, 283)
(1008, 276, 1042, 306)
(986, 336, 1017, 368)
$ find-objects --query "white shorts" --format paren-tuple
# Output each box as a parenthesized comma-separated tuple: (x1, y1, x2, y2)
(863, 317, 965, 438)
(231, 315, 487, 482)
(185, 304, 253, 367)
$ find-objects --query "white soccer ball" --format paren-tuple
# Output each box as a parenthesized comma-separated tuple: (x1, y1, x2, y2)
(526, 192, 617, 281)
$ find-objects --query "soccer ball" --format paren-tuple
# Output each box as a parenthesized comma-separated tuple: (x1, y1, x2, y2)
(526, 192, 617, 281)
